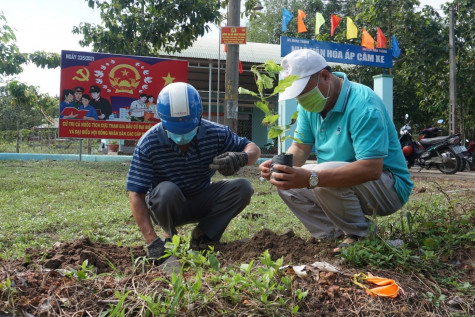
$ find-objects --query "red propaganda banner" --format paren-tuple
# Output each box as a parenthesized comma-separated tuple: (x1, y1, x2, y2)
(59, 50, 188, 140)
(221, 27, 247, 44)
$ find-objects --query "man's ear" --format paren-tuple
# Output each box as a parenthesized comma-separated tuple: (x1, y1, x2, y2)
(320, 69, 331, 82)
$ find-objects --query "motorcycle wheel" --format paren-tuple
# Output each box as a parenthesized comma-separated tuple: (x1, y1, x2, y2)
(436, 148, 461, 174)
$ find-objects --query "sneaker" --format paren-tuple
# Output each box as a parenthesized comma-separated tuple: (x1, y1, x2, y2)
(191, 226, 204, 242)
(146, 237, 167, 263)
(191, 226, 218, 247)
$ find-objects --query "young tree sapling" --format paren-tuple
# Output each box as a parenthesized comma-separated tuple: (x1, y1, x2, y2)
(239, 60, 302, 176)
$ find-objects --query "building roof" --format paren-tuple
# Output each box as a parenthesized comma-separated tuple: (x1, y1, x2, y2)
(159, 37, 283, 64)
(156, 37, 340, 107)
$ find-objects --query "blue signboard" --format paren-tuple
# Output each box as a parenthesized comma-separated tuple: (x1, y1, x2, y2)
(281, 36, 393, 68)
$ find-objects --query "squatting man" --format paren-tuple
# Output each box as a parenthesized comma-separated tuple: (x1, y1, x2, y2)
(259, 49, 413, 255)
(126, 82, 261, 262)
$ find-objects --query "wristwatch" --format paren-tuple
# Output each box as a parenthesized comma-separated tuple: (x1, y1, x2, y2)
(308, 170, 319, 189)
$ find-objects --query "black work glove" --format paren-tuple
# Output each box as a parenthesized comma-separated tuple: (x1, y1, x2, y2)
(146, 237, 166, 260)
(209, 152, 248, 176)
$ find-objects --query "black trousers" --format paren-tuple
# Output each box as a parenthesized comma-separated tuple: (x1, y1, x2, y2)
(145, 179, 253, 241)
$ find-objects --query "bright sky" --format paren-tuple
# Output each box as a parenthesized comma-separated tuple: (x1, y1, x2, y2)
(2, 0, 448, 97)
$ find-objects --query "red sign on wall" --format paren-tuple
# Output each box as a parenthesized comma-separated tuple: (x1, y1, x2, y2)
(59, 50, 188, 140)
(221, 27, 247, 44)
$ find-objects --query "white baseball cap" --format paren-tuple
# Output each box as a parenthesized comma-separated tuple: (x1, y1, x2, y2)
(279, 49, 328, 101)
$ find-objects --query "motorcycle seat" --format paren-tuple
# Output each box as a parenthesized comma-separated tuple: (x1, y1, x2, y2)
(419, 136, 449, 146)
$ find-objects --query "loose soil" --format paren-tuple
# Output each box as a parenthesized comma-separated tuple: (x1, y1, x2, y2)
(0, 169, 473, 316)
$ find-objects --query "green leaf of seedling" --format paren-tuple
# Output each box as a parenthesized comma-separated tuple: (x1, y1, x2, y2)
(77, 270, 86, 280)
(292, 305, 300, 314)
(240, 260, 254, 274)
(282, 135, 302, 144)
(238, 87, 257, 97)
(250, 64, 261, 77)
(208, 253, 220, 270)
(261, 74, 274, 90)
(255, 101, 271, 115)
(264, 60, 282, 73)
(290, 111, 298, 125)
(262, 114, 279, 126)
(268, 126, 284, 139)
(192, 279, 202, 293)
(271, 75, 299, 96)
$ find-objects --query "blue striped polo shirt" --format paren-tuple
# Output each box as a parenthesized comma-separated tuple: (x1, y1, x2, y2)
(126, 119, 251, 197)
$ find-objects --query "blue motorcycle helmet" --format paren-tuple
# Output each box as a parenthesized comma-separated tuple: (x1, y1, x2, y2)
(157, 82, 202, 134)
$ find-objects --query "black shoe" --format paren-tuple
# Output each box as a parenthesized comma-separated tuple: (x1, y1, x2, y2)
(191, 226, 204, 241)
(146, 237, 168, 264)
(191, 226, 220, 247)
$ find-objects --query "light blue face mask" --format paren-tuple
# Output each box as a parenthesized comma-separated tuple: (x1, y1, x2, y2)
(167, 127, 198, 145)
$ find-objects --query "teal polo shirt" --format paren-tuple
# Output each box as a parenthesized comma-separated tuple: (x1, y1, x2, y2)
(294, 72, 413, 204)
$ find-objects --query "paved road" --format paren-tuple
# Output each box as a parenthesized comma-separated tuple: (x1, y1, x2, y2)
(409, 167, 475, 181)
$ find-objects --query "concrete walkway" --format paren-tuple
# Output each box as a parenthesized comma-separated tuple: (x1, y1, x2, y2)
(0, 153, 133, 162)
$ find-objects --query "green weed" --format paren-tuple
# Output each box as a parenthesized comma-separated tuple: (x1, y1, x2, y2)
(64, 260, 96, 280)
(339, 188, 474, 277)
(100, 290, 130, 317)
(0, 278, 18, 309)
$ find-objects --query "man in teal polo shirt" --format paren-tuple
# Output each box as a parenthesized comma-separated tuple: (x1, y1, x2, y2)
(259, 49, 413, 254)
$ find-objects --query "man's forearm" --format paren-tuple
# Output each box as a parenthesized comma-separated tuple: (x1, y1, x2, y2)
(243, 143, 261, 165)
(129, 191, 157, 244)
(286, 143, 312, 167)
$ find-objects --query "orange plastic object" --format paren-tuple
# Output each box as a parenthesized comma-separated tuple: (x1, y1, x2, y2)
(365, 272, 400, 298)
(365, 272, 396, 286)
(366, 283, 399, 298)
(352, 272, 401, 298)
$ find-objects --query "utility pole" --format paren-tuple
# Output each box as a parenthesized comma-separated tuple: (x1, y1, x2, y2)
(224, 0, 240, 133)
(449, 5, 457, 134)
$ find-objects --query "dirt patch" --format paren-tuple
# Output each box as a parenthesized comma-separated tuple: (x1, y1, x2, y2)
(1, 228, 473, 316)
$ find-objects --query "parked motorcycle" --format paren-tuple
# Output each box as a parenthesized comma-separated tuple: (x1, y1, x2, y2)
(462, 139, 475, 171)
(419, 119, 444, 139)
(399, 115, 466, 174)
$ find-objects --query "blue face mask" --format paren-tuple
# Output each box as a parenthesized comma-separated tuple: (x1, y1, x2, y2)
(167, 127, 198, 145)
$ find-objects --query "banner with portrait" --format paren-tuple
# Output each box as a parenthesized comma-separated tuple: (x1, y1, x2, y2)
(58, 50, 188, 140)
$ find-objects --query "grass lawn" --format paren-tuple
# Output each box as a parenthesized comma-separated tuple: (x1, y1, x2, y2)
(0, 160, 473, 316)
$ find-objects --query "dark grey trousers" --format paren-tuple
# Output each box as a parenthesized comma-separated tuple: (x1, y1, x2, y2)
(146, 178, 253, 241)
